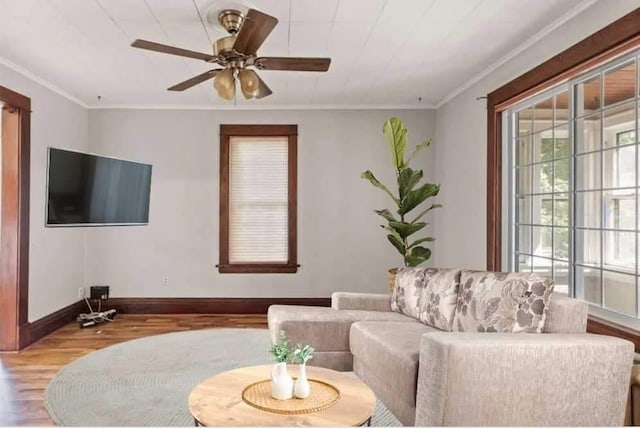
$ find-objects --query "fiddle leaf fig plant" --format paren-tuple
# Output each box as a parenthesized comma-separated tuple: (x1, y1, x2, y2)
(361, 117, 441, 267)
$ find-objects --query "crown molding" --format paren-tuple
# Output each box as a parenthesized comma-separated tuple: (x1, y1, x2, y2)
(435, 0, 598, 109)
(5, 0, 600, 115)
(0, 55, 88, 108)
(0, 55, 435, 111)
(86, 103, 436, 110)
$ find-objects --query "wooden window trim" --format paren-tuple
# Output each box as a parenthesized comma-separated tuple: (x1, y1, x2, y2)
(487, 7, 640, 272)
(587, 316, 640, 353)
(218, 124, 298, 274)
(0, 86, 31, 350)
(485, 7, 640, 350)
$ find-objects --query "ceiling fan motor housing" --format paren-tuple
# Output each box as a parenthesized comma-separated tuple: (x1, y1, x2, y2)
(213, 36, 236, 56)
(218, 9, 244, 34)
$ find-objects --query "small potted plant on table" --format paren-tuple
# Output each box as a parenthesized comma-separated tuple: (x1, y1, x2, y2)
(268, 331, 293, 400)
(292, 344, 314, 399)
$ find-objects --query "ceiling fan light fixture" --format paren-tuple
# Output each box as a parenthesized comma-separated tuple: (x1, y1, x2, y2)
(214, 69, 236, 100)
(216, 82, 236, 101)
(238, 69, 260, 99)
(130, 7, 331, 101)
(215, 68, 235, 89)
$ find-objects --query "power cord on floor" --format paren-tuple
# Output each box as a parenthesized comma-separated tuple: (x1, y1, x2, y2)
(77, 297, 117, 328)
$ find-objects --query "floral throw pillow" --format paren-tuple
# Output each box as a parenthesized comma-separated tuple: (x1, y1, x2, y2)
(453, 270, 555, 333)
(391, 267, 462, 331)
(391, 267, 426, 320)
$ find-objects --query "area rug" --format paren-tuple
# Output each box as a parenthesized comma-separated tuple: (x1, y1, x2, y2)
(45, 328, 401, 426)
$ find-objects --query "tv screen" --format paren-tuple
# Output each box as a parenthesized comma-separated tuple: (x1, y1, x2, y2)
(46, 148, 152, 226)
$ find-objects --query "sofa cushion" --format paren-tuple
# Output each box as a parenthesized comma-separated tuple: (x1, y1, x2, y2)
(350, 320, 441, 417)
(543, 294, 588, 333)
(268, 305, 354, 352)
(268, 305, 415, 352)
(453, 270, 555, 333)
(391, 267, 461, 331)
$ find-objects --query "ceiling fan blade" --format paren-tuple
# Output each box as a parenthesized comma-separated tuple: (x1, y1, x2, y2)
(131, 39, 216, 62)
(232, 9, 278, 55)
(254, 73, 273, 99)
(168, 70, 221, 91)
(256, 57, 331, 72)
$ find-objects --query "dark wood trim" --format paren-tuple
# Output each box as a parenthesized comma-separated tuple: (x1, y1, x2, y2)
(0, 86, 30, 111)
(27, 300, 85, 346)
(494, 34, 640, 112)
(218, 264, 299, 274)
(20, 297, 330, 346)
(0, 106, 20, 351)
(486, 7, 640, 271)
(587, 315, 640, 353)
(288, 132, 298, 268)
(0, 87, 31, 351)
(486, 106, 502, 271)
(17, 323, 30, 349)
(218, 124, 298, 274)
(220, 124, 298, 137)
(490, 10, 640, 108)
(18, 111, 30, 336)
(104, 297, 330, 314)
(219, 131, 230, 268)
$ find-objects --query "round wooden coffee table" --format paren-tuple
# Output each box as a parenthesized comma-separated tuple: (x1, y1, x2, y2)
(188, 364, 376, 426)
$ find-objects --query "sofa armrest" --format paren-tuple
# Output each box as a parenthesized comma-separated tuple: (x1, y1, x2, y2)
(331, 292, 391, 312)
(416, 332, 634, 426)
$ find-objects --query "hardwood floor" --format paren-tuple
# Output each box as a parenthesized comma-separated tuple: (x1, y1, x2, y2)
(0, 314, 268, 426)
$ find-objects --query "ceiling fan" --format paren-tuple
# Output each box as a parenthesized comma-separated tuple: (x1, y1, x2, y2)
(130, 8, 331, 100)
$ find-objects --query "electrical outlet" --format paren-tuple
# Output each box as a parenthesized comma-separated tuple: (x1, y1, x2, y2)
(162, 276, 169, 286)
(78, 287, 85, 299)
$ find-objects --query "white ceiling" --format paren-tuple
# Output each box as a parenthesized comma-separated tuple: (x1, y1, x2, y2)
(0, 0, 590, 108)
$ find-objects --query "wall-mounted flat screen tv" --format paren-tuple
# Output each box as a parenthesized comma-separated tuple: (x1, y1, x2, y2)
(46, 147, 152, 226)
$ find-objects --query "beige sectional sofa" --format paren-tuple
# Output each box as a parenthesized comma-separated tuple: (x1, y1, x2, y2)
(268, 268, 634, 426)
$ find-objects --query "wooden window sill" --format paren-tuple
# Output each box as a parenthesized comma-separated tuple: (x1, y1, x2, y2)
(587, 315, 640, 353)
(217, 264, 299, 274)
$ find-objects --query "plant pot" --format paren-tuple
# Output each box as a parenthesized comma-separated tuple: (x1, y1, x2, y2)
(387, 268, 398, 292)
(270, 362, 293, 400)
(293, 364, 310, 399)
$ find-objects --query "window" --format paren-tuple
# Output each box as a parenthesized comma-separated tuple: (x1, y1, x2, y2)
(218, 125, 297, 273)
(505, 51, 640, 322)
(513, 91, 571, 294)
(610, 130, 636, 267)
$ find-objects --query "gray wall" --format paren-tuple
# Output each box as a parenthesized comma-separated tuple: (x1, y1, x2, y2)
(86, 109, 436, 298)
(4, 0, 637, 320)
(0, 63, 88, 321)
(433, 0, 640, 270)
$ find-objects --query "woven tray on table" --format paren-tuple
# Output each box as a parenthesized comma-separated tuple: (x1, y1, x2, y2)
(241, 379, 340, 415)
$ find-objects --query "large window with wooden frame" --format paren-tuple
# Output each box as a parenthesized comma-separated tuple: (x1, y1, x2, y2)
(504, 49, 640, 324)
(218, 125, 297, 274)
(487, 7, 640, 345)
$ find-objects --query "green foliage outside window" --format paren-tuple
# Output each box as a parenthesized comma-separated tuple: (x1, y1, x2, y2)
(539, 137, 569, 260)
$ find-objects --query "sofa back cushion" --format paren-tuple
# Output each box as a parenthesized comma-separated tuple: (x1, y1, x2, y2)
(453, 270, 554, 333)
(543, 294, 588, 333)
(391, 268, 461, 331)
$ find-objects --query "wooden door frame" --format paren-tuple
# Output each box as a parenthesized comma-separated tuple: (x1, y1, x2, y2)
(486, 7, 640, 271)
(0, 86, 31, 351)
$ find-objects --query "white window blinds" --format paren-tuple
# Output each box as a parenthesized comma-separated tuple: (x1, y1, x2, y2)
(228, 136, 289, 263)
